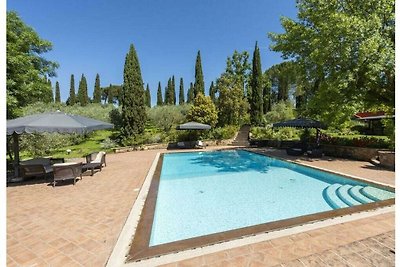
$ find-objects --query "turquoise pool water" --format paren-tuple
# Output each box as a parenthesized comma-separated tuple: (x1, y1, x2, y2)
(149, 150, 394, 246)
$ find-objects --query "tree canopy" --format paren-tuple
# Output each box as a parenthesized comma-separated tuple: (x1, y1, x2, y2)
(194, 50, 205, 96)
(249, 42, 263, 125)
(187, 93, 218, 127)
(93, 73, 102, 103)
(7, 11, 59, 118)
(269, 0, 395, 126)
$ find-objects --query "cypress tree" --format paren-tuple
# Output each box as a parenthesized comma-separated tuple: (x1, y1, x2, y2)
(179, 77, 185, 105)
(250, 42, 263, 125)
(209, 81, 216, 103)
(171, 75, 176, 105)
(121, 44, 146, 138)
(194, 50, 205, 96)
(107, 84, 114, 104)
(157, 82, 163, 106)
(93, 73, 102, 103)
(77, 74, 89, 106)
(45, 79, 53, 103)
(145, 83, 151, 107)
(55, 81, 61, 103)
(68, 74, 76, 105)
(187, 82, 195, 103)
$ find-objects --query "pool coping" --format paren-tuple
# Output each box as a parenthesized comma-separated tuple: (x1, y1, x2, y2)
(107, 149, 395, 266)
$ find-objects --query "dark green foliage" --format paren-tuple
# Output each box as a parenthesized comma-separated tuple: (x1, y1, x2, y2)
(77, 74, 89, 106)
(120, 44, 147, 139)
(172, 75, 176, 105)
(226, 50, 251, 98)
(68, 74, 76, 105)
(44, 78, 53, 103)
(187, 82, 195, 103)
(209, 81, 216, 103)
(179, 78, 185, 105)
(194, 50, 205, 96)
(109, 108, 122, 129)
(215, 74, 248, 126)
(93, 73, 102, 103)
(101, 84, 122, 105)
(157, 82, 163, 106)
(55, 81, 61, 103)
(145, 83, 151, 107)
(249, 42, 263, 125)
(6, 11, 59, 118)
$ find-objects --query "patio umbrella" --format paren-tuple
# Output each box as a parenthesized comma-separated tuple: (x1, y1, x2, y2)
(176, 121, 211, 130)
(273, 117, 326, 145)
(272, 118, 326, 129)
(7, 111, 114, 177)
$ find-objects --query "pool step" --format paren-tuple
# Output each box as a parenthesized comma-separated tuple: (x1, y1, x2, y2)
(348, 186, 374, 204)
(323, 184, 349, 209)
(337, 185, 362, 206)
(361, 186, 395, 201)
(323, 184, 395, 209)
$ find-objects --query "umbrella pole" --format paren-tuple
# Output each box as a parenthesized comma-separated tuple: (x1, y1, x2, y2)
(12, 133, 20, 178)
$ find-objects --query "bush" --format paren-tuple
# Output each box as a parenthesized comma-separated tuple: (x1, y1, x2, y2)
(263, 101, 295, 125)
(250, 125, 300, 141)
(147, 105, 190, 132)
(320, 134, 390, 149)
(209, 125, 239, 140)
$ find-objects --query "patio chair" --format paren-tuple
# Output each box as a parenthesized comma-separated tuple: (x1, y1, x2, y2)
(19, 157, 53, 180)
(307, 146, 324, 158)
(83, 151, 106, 175)
(286, 142, 307, 156)
(195, 140, 205, 149)
(52, 162, 83, 187)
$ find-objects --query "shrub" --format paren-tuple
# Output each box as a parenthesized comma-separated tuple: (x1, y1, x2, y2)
(263, 101, 295, 125)
(209, 125, 239, 140)
(320, 134, 390, 149)
(147, 105, 189, 132)
(250, 125, 300, 141)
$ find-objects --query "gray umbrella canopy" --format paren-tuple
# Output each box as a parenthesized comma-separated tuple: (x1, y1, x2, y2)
(7, 111, 113, 178)
(273, 118, 326, 129)
(7, 111, 113, 135)
(176, 121, 211, 130)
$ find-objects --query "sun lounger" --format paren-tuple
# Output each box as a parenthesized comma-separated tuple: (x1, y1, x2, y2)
(83, 151, 106, 175)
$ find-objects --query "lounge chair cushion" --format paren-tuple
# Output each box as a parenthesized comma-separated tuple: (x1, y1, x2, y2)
(91, 151, 106, 164)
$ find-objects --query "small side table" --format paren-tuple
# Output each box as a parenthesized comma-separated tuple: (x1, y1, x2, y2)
(82, 162, 99, 176)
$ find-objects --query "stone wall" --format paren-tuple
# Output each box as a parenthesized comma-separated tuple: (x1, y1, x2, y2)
(321, 144, 384, 161)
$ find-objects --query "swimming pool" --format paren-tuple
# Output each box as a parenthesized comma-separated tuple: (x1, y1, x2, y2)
(129, 150, 394, 261)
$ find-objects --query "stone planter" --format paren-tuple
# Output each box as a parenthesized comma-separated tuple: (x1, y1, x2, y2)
(378, 151, 395, 170)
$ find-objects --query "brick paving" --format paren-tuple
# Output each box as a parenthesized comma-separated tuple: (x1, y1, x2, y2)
(7, 147, 395, 266)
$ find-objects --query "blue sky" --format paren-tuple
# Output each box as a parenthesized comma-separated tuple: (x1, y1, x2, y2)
(7, 0, 298, 105)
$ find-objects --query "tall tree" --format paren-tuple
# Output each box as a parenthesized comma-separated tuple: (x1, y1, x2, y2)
(179, 78, 185, 105)
(216, 74, 248, 126)
(209, 81, 216, 103)
(157, 82, 163, 106)
(120, 44, 146, 138)
(145, 83, 151, 107)
(44, 79, 53, 103)
(187, 93, 218, 127)
(249, 42, 263, 125)
(77, 74, 89, 106)
(68, 74, 76, 105)
(171, 75, 176, 105)
(194, 50, 205, 96)
(269, 0, 395, 126)
(93, 73, 102, 103)
(226, 50, 251, 98)
(6, 11, 59, 118)
(55, 81, 61, 103)
(187, 82, 195, 103)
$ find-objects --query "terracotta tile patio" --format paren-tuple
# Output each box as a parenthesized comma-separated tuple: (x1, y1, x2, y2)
(7, 147, 395, 266)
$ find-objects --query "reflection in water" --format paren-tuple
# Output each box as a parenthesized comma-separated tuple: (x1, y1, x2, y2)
(189, 150, 271, 174)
